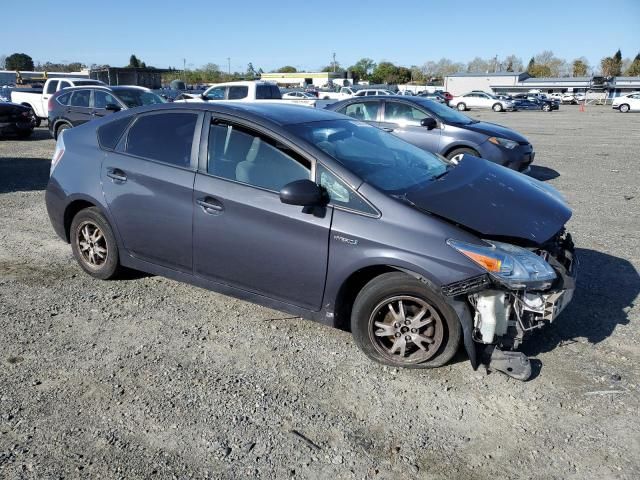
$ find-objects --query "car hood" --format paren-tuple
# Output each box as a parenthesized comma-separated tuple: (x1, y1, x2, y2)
(405, 156, 571, 245)
(460, 121, 528, 143)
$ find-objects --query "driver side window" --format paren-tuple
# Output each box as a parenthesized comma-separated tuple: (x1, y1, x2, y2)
(384, 102, 427, 126)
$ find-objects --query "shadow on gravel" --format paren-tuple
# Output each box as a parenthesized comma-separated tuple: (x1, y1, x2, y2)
(527, 165, 560, 181)
(0, 157, 51, 193)
(523, 248, 639, 357)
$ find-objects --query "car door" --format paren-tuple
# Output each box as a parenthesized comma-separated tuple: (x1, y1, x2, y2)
(379, 100, 441, 152)
(192, 116, 331, 310)
(335, 100, 381, 124)
(101, 110, 201, 272)
(93, 90, 124, 118)
(66, 89, 93, 126)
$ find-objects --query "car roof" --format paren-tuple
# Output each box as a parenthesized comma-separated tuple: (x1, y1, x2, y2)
(121, 102, 347, 126)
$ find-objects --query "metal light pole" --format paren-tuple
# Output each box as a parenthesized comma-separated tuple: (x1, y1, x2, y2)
(227, 57, 231, 75)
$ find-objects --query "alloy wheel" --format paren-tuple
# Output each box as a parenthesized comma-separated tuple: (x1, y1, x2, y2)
(76, 221, 108, 268)
(368, 295, 444, 365)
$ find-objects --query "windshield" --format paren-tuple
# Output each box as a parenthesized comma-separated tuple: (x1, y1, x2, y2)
(413, 99, 475, 125)
(288, 120, 447, 193)
(114, 89, 166, 107)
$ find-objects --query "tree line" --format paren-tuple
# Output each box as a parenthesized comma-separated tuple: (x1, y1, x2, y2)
(2, 50, 639, 85)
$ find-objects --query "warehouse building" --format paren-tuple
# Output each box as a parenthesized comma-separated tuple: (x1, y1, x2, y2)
(445, 72, 640, 98)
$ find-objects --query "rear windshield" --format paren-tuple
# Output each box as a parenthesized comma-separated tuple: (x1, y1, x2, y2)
(73, 80, 104, 86)
(256, 85, 281, 99)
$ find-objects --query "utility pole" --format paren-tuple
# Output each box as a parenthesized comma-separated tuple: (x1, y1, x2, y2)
(183, 58, 186, 73)
(227, 57, 231, 75)
(332, 52, 336, 73)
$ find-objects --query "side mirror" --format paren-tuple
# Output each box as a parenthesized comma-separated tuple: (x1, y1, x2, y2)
(105, 103, 121, 112)
(280, 179, 325, 207)
(420, 117, 438, 130)
(200, 93, 208, 101)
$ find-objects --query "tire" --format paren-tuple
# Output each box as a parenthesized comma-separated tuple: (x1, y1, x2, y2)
(445, 147, 479, 163)
(70, 207, 121, 280)
(351, 272, 461, 369)
(542, 104, 551, 112)
(619, 104, 630, 113)
(55, 123, 70, 139)
(456, 102, 467, 111)
(492, 103, 503, 112)
(17, 129, 33, 139)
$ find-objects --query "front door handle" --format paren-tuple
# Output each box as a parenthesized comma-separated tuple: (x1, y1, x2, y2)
(106, 168, 127, 183)
(197, 196, 224, 214)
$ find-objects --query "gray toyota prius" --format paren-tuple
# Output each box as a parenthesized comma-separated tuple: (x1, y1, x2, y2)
(46, 103, 576, 380)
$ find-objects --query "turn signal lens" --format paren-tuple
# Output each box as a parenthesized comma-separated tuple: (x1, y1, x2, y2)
(461, 251, 502, 272)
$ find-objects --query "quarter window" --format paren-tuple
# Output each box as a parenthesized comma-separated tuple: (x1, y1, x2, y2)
(126, 112, 198, 168)
(208, 121, 310, 192)
(339, 102, 379, 121)
(56, 92, 72, 106)
(317, 164, 377, 215)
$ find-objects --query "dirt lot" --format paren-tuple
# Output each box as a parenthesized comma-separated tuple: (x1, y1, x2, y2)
(1, 105, 639, 479)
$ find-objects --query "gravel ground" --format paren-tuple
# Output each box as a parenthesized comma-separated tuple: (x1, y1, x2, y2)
(1, 105, 639, 480)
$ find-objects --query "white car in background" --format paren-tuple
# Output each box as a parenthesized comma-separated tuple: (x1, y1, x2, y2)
(612, 92, 640, 112)
(352, 88, 397, 97)
(282, 91, 316, 99)
(449, 91, 516, 112)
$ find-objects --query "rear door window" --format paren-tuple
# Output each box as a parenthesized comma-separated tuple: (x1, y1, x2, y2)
(227, 86, 248, 100)
(98, 116, 133, 150)
(70, 90, 91, 108)
(256, 85, 281, 99)
(125, 112, 198, 168)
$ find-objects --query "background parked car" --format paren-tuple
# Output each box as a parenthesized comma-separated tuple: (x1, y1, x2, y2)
(352, 89, 397, 97)
(326, 96, 535, 171)
(417, 91, 448, 103)
(612, 92, 640, 112)
(511, 93, 558, 112)
(0, 102, 36, 138)
(282, 91, 316, 99)
(449, 91, 516, 112)
(48, 85, 166, 139)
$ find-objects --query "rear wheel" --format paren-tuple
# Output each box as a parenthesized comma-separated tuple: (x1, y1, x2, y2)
(70, 207, 121, 280)
(351, 273, 461, 368)
(456, 102, 467, 111)
(446, 147, 479, 163)
(492, 103, 503, 112)
(619, 104, 630, 113)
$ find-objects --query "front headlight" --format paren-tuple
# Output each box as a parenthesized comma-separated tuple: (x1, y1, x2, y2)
(488, 136, 518, 150)
(448, 239, 556, 289)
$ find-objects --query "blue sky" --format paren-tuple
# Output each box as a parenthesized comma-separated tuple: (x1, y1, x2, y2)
(3, 0, 639, 72)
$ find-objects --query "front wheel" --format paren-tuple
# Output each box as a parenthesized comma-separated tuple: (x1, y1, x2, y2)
(456, 102, 467, 111)
(619, 104, 630, 113)
(351, 273, 461, 368)
(492, 103, 503, 112)
(542, 104, 551, 112)
(446, 147, 479, 163)
(70, 207, 121, 280)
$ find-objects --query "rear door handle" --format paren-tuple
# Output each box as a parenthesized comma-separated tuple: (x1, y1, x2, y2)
(382, 127, 394, 132)
(197, 196, 224, 214)
(106, 168, 127, 183)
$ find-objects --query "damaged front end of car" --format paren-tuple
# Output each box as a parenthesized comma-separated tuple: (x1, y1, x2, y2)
(442, 231, 577, 380)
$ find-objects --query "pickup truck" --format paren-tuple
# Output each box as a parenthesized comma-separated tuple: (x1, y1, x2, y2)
(317, 86, 357, 100)
(7, 77, 105, 126)
(176, 81, 316, 107)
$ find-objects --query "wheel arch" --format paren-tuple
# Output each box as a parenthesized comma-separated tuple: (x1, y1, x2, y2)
(331, 264, 439, 332)
(53, 119, 72, 138)
(442, 143, 480, 159)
